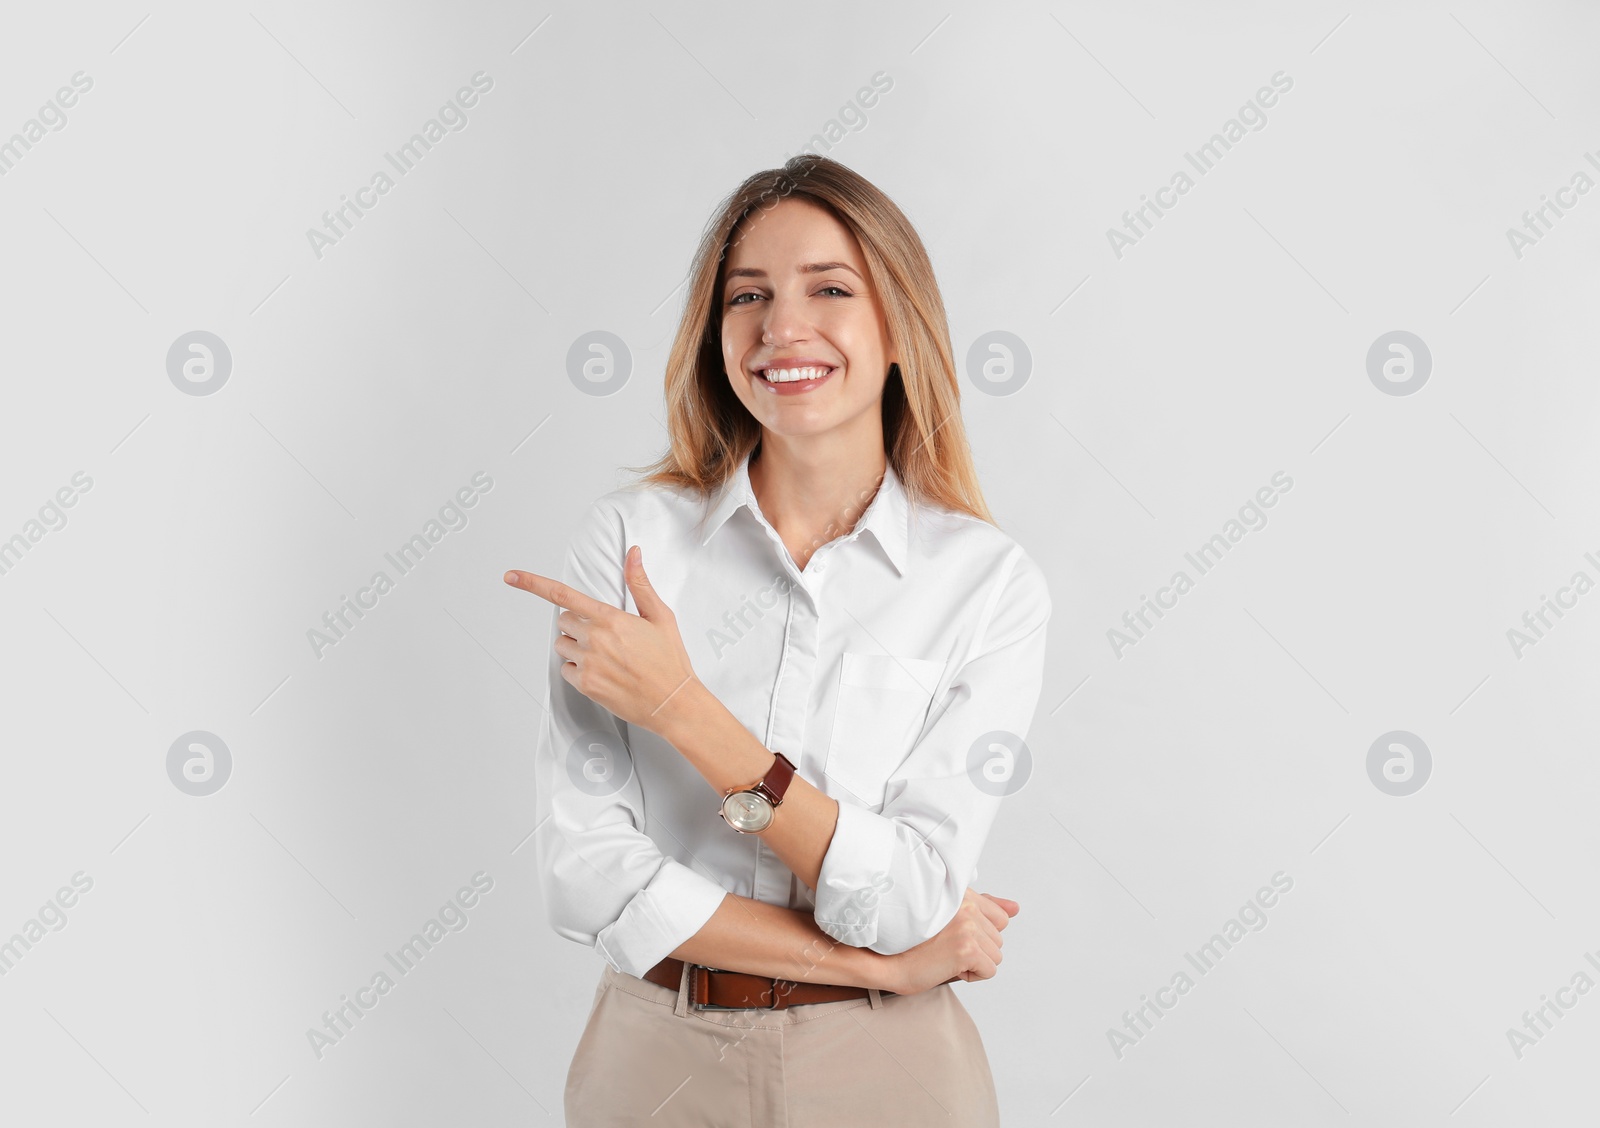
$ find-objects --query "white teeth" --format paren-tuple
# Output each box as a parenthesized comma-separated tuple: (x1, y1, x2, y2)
(760, 366, 831, 383)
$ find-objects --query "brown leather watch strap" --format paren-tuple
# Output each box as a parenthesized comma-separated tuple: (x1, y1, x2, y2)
(759, 752, 796, 804)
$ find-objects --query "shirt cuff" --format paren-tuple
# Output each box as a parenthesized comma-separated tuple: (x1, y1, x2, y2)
(814, 799, 900, 948)
(593, 857, 729, 979)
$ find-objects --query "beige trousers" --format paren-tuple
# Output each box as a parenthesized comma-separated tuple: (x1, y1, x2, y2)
(563, 961, 1001, 1126)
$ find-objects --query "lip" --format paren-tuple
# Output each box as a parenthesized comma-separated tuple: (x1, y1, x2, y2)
(751, 362, 837, 396)
(752, 357, 838, 375)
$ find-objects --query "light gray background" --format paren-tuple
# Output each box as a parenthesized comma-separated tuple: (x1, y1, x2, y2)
(1, 1, 1596, 1124)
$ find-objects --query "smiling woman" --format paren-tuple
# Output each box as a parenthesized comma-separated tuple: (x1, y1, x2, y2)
(510, 155, 1051, 1127)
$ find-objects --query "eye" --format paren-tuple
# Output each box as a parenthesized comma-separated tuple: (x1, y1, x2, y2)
(726, 284, 853, 307)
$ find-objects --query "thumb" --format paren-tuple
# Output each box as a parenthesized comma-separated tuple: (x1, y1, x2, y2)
(624, 545, 670, 620)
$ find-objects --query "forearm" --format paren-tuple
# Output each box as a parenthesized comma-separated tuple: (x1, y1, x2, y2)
(668, 893, 898, 991)
(658, 682, 836, 891)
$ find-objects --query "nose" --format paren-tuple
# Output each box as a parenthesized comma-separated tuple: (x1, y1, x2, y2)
(761, 287, 811, 346)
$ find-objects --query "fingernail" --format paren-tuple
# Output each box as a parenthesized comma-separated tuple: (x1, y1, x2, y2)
(503, 571, 518, 584)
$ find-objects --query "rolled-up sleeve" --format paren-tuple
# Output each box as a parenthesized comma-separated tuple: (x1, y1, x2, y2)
(533, 499, 730, 978)
(813, 544, 1052, 954)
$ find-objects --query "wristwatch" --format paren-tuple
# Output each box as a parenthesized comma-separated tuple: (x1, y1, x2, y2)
(718, 752, 797, 833)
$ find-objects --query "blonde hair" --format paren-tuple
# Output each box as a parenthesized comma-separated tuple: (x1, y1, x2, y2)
(627, 155, 995, 526)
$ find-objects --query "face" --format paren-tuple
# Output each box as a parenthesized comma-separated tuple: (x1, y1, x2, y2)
(721, 197, 898, 444)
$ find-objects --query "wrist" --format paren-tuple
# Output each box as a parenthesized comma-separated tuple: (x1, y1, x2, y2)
(656, 677, 717, 751)
(862, 949, 902, 994)
(830, 941, 898, 993)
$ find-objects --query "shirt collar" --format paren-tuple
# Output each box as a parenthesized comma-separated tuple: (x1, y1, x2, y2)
(700, 449, 910, 577)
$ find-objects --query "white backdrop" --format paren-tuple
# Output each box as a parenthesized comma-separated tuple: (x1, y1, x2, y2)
(1, 1, 1596, 1124)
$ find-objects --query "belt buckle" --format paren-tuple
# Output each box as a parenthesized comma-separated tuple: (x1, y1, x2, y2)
(690, 965, 783, 1011)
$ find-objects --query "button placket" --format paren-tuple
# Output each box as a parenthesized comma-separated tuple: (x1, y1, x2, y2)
(753, 557, 818, 905)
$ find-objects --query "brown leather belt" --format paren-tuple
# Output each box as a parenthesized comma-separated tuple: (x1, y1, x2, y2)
(643, 956, 889, 1010)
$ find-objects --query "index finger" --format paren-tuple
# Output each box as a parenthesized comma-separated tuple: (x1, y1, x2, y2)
(503, 570, 611, 618)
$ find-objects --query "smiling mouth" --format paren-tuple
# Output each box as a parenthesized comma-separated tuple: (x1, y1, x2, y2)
(753, 365, 836, 395)
(756, 365, 836, 384)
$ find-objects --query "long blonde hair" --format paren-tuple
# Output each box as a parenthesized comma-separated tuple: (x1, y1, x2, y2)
(628, 155, 994, 526)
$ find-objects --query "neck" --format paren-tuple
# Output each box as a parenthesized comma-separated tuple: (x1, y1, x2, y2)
(748, 431, 887, 551)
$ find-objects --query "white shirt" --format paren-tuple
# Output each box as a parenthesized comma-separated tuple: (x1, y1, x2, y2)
(534, 449, 1052, 979)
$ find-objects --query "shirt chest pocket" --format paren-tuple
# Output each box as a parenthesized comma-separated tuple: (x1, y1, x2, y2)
(824, 651, 946, 810)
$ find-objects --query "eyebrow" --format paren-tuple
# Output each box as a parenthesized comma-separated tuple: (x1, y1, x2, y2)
(725, 261, 863, 282)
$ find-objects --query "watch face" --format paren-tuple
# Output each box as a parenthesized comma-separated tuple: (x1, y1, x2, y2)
(722, 790, 773, 833)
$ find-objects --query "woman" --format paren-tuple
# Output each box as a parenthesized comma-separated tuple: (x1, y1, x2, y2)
(505, 155, 1052, 1126)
